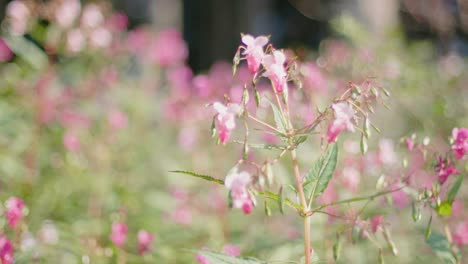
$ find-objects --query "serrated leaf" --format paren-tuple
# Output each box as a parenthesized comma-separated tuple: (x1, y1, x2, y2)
(426, 233, 458, 264)
(170, 170, 224, 185)
(265, 97, 286, 133)
(303, 143, 338, 198)
(194, 250, 266, 264)
(446, 175, 463, 204)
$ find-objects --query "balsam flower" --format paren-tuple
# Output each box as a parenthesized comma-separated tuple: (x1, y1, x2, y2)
(434, 157, 459, 185)
(453, 222, 468, 247)
(110, 222, 127, 248)
(137, 230, 154, 255)
(327, 102, 355, 143)
(241, 34, 268, 74)
(55, 0, 81, 28)
(213, 102, 240, 145)
(0, 235, 14, 264)
(263, 50, 288, 93)
(225, 168, 254, 214)
(451, 127, 468, 159)
(5, 197, 25, 228)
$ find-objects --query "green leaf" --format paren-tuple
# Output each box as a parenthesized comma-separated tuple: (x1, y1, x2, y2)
(277, 186, 284, 214)
(193, 250, 266, 264)
(446, 175, 463, 204)
(265, 97, 286, 133)
(4, 35, 48, 69)
(170, 170, 224, 185)
(425, 215, 432, 240)
(303, 144, 338, 198)
(426, 233, 458, 264)
(436, 202, 452, 216)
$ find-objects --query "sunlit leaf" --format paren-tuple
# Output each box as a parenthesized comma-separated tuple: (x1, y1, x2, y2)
(303, 143, 338, 198)
(426, 233, 458, 264)
(170, 170, 224, 185)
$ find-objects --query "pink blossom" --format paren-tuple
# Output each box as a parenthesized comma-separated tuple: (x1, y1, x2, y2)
(225, 168, 254, 214)
(55, 0, 81, 28)
(213, 102, 240, 145)
(342, 167, 360, 192)
(263, 50, 288, 93)
(222, 244, 240, 257)
(378, 138, 397, 165)
(301, 63, 326, 91)
(435, 157, 459, 185)
(81, 4, 104, 28)
(110, 222, 127, 248)
(370, 215, 384, 233)
(241, 34, 268, 74)
(196, 250, 211, 264)
(405, 137, 415, 151)
(107, 110, 128, 130)
(192, 75, 212, 98)
(137, 230, 154, 255)
(66, 29, 85, 53)
(63, 131, 80, 152)
(170, 207, 192, 225)
(5, 197, 25, 228)
(107, 12, 128, 32)
(327, 102, 355, 143)
(90, 27, 112, 48)
(0, 235, 14, 264)
(6, 0, 30, 35)
(453, 222, 468, 247)
(151, 29, 188, 67)
(451, 127, 468, 159)
(0, 38, 13, 62)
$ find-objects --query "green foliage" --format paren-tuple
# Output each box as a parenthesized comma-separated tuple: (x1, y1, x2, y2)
(170, 170, 224, 185)
(193, 250, 266, 264)
(426, 233, 459, 264)
(303, 144, 338, 199)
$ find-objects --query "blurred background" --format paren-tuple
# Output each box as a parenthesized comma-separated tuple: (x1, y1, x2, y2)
(0, 0, 466, 263)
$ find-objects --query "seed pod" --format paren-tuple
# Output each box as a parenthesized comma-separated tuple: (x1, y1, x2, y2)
(254, 88, 261, 107)
(264, 200, 271, 216)
(360, 134, 368, 154)
(364, 117, 371, 138)
(412, 202, 422, 222)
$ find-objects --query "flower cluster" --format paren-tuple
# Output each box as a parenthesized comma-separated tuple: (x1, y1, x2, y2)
(225, 168, 254, 214)
(110, 222, 154, 255)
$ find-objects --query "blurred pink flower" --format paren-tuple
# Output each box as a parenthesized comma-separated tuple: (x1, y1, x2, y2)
(301, 63, 326, 91)
(327, 102, 355, 143)
(370, 215, 384, 233)
(6, 0, 30, 35)
(435, 157, 459, 185)
(126, 27, 151, 54)
(107, 12, 128, 32)
(451, 199, 464, 218)
(225, 168, 254, 214)
(222, 244, 240, 257)
(55, 0, 81, 28)
(81, 4, 104, 28)
(263, 50, 288, 93)
(342, 167, 360, 192)
(107, 110, 128, 130)
(110, 222, 127, 248)
(178, 126, 198, 150)
(196, 248, 211, 264)
(193, 75, 212, 98)
(63, 131, 80, 152)
(453, 222, 468, 247)
(151, 29, 188, 67)
(168, 66, 193, 97)
(170, 207, 192, 225)
(451, 127, 468, 159)
(90, 27, 112, 48)
(66, 29, 85, 53)
(405, 137, 415, 151)
(0, 235, 14, 264)
(5, 197, 25, 228)
(391, 186, 410, 209)
(0, 38, 13, 62)
(213, 102, 240, 145)
(378, 138, 397, 165)
(137, 230, 154, 255)
(241, 34, 268, 74)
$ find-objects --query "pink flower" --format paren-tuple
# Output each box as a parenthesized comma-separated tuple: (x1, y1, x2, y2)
(63, 131, 80, 152)
(342, 167, 360, 192)
(6, 0, 30, 35)
(213, 102, 240, 145)
(137, 230, 154, 255)
(370, 215, 384, 233)
(90, 27, 112, 48)
(110, 222, 127, 248)
(435, 157, 459, 185)
(225, 168, 254, 214)
(0, 235, 14, 264)
(451, 127, 468, 159)
(405, 137, 415, 151)
(378, 139, 397, 165)
(222, 244, 240, 257)
(107, 12, 128, 32)
(0, 38, 13, 62)
(196, 252, 211, 264)
(453, 222, 468, 247)
(241, 34, 268, 74)
(301, 63, 326, 91)
(327, 102, 355, 143)
(81, 4, 103, 28)
(5, 197, 25, 228)
(107, 110, 128, 130)
(55, 0, 81, 28)
(170, 207, 192, 225)
(263, 50, 288, 93)
(151, 29, 188, 67)
(66, 29, 85, 53)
